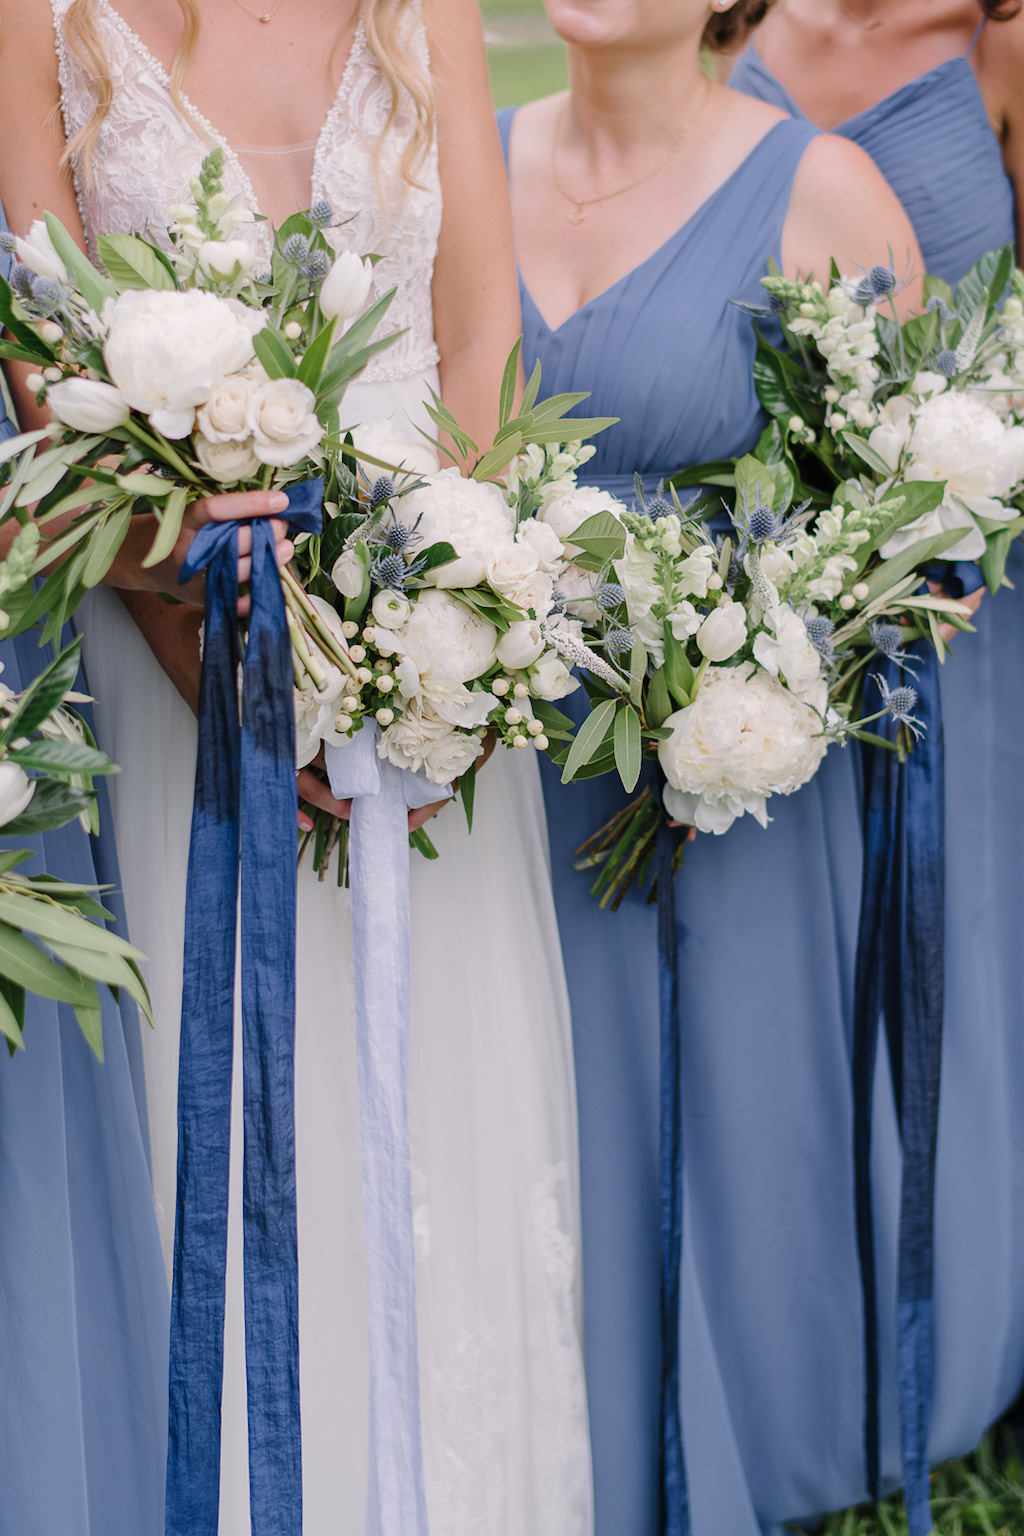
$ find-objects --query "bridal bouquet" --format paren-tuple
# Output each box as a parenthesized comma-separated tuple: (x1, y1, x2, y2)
(0, 148, 397, 642)
(0, 606, 150, 1057)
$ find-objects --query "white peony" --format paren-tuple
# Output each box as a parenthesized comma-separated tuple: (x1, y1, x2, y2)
(530, 650, 577, 701)
(247, 377, 322, 467)
(195, 434, 261, 483)
(696, 601, 747, 662)
(390, 588, 498, 685)
(0, 761, 35, 827)
(752, 604, 823, 698)
(14, 220, 68, 284)
(378, 704, 484, 785)
(537, 482, 622, 548)
(496, 619, 546, 670)
(47, 377, 130, 432)
(319, 252, 374, 327)
(103, 288, 265, 438)
(874, 391, 1024, 561)
(657, 663, 829, 835)
(196, 374, 254, 442)
(398, 470, 515, 589)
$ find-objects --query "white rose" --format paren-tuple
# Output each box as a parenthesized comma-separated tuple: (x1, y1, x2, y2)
(696, 602, 747, 662)
(14, 220, 68, 284)
(496, 619, 545, 670)
(371, 589, 411, 630)
(195, 434, 261, 483)
(348, 419, 440, 480)
(657, 663, 829, 834)
(378, 704, 483, 785)
(398, 470, 515, 589)
(198, 239, 259, 280)
(196, 375, 254, 442)
(516, 518, 566, 574)
(247, 377, 323, 467)
(320, 252, 374, 325)
(424, 727, 485, 784)
(538, 482, 623, 547)
(753, 604, 823, 698)
(47, 377, 130, 432)
(392, 587, 498, 683)
(485, 541, 542, 608)
(530, 650, 576, 701)
(0, 761, 35, 827)
(103, 288, 265, 438)
(331, 546, 368, 600)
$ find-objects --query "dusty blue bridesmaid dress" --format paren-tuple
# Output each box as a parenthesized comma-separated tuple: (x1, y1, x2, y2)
(732, 11, 1024, 1499)
(0, 216, 168, 1535)
(499, 109, 897, 1534)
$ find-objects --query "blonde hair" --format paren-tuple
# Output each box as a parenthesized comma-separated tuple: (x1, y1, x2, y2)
(63, 0, 434, 186)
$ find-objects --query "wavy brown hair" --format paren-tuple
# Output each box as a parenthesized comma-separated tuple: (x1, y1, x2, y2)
(703, 0, 778, 51)
(62, 0, 434, 185)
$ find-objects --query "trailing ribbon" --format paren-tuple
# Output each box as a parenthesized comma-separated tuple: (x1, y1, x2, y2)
(166, 479, 323, 1536)
(324, 725, 445, 1536)
(656, 805, 690, 1536)
(853, 629, 950, 1536)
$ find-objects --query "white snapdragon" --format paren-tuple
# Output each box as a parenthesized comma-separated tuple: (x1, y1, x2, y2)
(752, 603, 823, 697)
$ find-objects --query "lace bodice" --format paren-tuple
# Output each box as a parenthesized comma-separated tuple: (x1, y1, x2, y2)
(51, 0, 442, 383)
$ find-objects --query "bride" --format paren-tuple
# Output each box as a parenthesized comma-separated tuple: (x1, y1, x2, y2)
(0, 1, 593, 1531)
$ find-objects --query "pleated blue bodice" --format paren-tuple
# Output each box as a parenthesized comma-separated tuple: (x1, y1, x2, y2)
(500, 113, 820, 496)
(729, 38, 1016, 286)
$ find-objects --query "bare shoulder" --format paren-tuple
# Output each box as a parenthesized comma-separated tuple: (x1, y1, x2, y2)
(976, 11, 1024, 126)
(421, 0, 487, 66)
(0, 0, 62, 108)
(784, 133, 921, 290)
(503, 92, 562, 176)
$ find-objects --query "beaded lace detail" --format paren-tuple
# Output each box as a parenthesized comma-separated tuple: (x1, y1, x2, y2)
(50, 0, 442, 382)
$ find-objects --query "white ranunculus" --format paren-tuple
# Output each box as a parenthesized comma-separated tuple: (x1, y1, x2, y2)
(14, 220, 68, 284)
(537, 482, 623, 547)
(753, 604, 823, 698)
(103, 288, 265, 438)
(347, 419, 440, 481)
(371, 589, 411, 630)
(0, 761, 35, 827)
(696, 601, 747, 662)
(398, 470, 515, 589)
(516, 518, 566, 575)
(195, 434, 261, 483)
(320, 252, 374, 325)
(47, 377, 130, 432)
(391, 587, 498, 684)
(247, 377, 323, 467)
(530, 650, 576, 701)
(197, 239, 259, 280)
(378, 704, 483, 785)
(331, 546, 368, 600)
(657, 662, 829, 835)
(196, 375, 254, 442)
(496, 619, 546, 670)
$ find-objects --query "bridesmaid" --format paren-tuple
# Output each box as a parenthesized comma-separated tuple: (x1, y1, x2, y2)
(731, 0, 1024, 1499)
(500, 2, 924, 1532)
(0, 208, 169, 1534)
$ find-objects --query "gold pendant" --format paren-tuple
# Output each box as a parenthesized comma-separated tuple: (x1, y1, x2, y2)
(568, 203, 586, 226)
(260, 11, 271, 19)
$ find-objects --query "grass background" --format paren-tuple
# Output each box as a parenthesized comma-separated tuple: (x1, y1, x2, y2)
(478, 4, 1024, 1532)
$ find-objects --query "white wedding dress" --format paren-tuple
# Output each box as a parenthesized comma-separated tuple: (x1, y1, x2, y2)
(52, 3, 593, 1531)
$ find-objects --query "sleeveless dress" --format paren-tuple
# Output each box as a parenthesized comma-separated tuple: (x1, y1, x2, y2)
(500, 109, 895, 1535)
(51, 7, 593, 1532)
(0, 217, 168, 1535)
(732, 27, 1024, 1506)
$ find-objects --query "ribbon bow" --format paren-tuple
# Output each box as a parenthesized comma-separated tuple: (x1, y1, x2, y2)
(166, 479, 323, 1536)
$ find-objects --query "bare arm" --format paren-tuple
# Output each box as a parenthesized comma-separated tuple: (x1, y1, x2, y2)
(978, 13, 1024, 256)
(426, 0, 522, 460)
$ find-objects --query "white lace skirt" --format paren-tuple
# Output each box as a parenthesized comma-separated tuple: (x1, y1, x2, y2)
(77, 372, 593, 1536)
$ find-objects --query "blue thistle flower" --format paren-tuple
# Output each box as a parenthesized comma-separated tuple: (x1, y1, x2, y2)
(645, 495, 673, 521)
(876, 673, 924, 739)
(805, 613, 836, 663)
(597, 582, 626, 610)
(303, 250, 330, 282)
(926, 296, 953, 322)
(935, 349, 958, 378)
(768, 292, 788, 315)
(9, 263, 33, 300)
(370, 475, 395, 508)
(0, 231, 16, 257)
(605, 628, 635, 656)
(28, 276, 61, 315)
(869, 264, 896, 297)
(383, 521, 413, 552)
(309, 199, 333, 228)
(282, 233, 311, 265)
(870, 620, 919, 674)
(854, 278, 876, 307)
(747, 501, 777, 543)
(371, 550, 407, 591)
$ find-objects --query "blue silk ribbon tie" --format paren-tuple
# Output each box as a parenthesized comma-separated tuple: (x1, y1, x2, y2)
(166, 478, 323, 1536)
(655, 802, 690, 1536)
(323, 724, 445, 1536)
(852, 556, 980, 1535)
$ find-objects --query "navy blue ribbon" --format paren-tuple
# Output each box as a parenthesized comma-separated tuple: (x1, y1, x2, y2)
(853, 631, 948, 1536)
(166, 480, 323, 1536)
(656, 807, 690, 1536)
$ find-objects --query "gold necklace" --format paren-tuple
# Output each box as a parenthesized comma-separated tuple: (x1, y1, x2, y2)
(551, 84, 709, 226)
(227, 0, 289, 23)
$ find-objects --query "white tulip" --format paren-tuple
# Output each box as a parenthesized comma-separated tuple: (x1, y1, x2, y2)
(14, 221, 68, 284)
(496, 619, 545, 670)
(696, 602, 747, 663)
(331, 547, 368, 600)
(0, 762, 35, 827)
(319, 252, 374, 326)
(47, 377, 131, 433)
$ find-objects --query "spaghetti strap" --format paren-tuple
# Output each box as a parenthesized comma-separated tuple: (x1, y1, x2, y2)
(967, 17, 986, 55)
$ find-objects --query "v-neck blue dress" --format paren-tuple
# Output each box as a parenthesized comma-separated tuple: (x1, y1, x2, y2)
(0, 217, 169, 1535)
(500, 110, 899, 1535)
(733, 15, 1024, 1494)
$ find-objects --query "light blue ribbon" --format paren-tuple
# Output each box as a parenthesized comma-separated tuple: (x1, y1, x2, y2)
(324, 725, 446, 1536)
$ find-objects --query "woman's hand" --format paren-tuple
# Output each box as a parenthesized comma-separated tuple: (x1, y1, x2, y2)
(927, 580, 984, 643)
